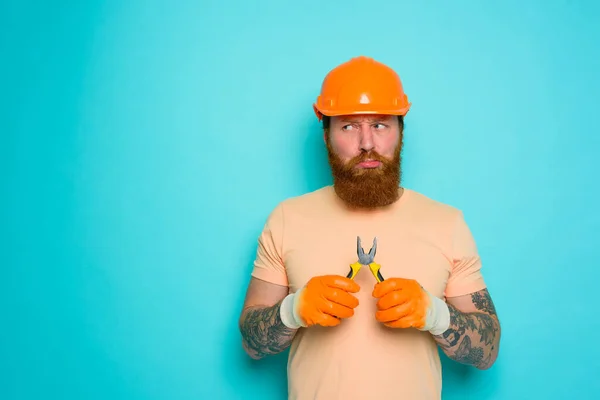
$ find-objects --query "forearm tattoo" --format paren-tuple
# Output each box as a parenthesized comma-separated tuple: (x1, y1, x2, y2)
(434, 289, 500, 369)
(239, 301, 297, 359)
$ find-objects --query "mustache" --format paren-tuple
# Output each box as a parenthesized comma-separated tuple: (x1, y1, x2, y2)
(347, 151, 388, 167)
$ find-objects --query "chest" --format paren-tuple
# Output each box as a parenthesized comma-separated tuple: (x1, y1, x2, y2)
(283, 220, 452, 298)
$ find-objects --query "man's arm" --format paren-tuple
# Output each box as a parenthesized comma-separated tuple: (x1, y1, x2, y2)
(432, 288, 501, 370)
(238, 277, 298, 360)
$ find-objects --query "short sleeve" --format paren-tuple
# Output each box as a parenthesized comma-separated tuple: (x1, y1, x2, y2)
(250, 203, 289, 287)
(444, 211, 487, 298)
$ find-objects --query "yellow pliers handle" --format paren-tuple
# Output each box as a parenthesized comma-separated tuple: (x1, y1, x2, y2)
(347, 262, 362, 280)
(347, 262, 385, 282)
(368, 262, 384, 283)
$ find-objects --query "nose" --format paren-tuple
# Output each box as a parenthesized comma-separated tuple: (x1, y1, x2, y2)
(359, 125, 375, 152)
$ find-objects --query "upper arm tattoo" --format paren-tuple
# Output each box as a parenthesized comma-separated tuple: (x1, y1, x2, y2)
(240, 302, 296, 359)
(471, 289, 497, 315)
(435, 288, 500, 369)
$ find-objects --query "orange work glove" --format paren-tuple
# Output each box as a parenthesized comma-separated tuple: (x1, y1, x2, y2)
(280, 275, 360, 328)
(372, 278, 450, 335)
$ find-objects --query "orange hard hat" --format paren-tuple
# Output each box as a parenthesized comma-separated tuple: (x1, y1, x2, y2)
(313, 56, 411, 121)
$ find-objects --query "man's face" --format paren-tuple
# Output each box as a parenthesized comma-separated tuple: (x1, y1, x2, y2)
(325, 114, 403, 209)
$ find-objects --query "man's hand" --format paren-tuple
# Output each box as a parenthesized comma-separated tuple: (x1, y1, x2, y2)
(280, 275, 360, 329)
(372, 278, 450, 335)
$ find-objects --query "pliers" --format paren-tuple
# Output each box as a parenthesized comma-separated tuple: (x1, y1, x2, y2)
(346, 236, 385, 282)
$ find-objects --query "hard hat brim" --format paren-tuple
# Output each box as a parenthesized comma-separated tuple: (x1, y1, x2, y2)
(313, 103, 411, 121)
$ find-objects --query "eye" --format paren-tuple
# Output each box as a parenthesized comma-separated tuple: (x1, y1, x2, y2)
(373, 123, 387, 130)
(341, 124, 354, 131)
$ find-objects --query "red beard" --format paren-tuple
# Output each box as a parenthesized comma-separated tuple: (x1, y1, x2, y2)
(326, 138, 403, 209)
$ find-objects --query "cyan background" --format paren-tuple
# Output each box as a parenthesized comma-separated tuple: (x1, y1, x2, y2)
(2, 0, 599, 399)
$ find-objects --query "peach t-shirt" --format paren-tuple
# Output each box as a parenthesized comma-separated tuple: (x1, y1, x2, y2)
(251, 186, 487, 400)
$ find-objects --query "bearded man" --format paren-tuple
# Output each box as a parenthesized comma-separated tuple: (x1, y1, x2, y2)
(238, 56, 501, 400)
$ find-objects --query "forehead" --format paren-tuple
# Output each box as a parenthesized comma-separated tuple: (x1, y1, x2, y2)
(332, 114, 396, 124)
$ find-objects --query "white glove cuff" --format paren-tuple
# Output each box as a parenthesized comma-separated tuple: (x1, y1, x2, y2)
(422, 293, 450, 336)
(279, 292, 305, 329)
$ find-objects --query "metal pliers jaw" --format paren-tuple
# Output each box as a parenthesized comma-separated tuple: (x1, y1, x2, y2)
(347, 236, 385, 282)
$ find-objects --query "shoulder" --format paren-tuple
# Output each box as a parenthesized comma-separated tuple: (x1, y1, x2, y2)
(404, 188, 463, 219)
(401, 188, 469, 236)
(264, 186, 334, 223)
(277, 185, 335, 214)
(402, 189, 475, 251)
